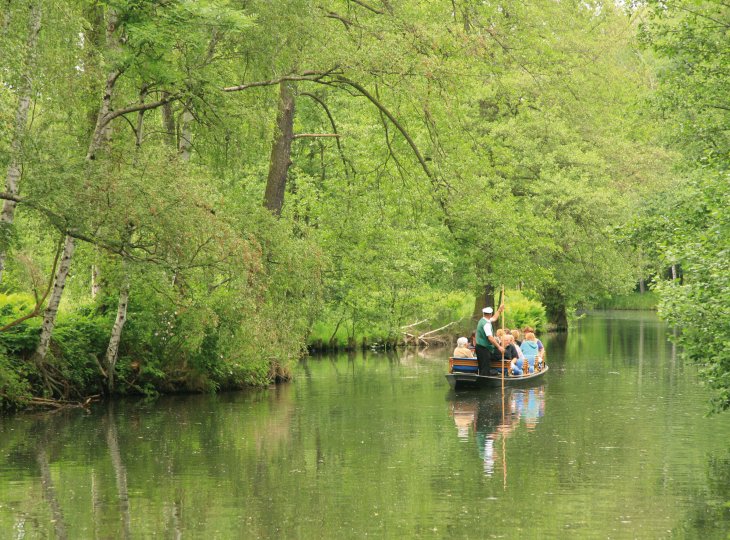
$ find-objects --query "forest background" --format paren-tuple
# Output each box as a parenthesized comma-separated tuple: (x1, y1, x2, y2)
(0, 0, 726, 411)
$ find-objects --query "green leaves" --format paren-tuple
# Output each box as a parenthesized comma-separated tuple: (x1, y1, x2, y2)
(637, 1, 730, 411)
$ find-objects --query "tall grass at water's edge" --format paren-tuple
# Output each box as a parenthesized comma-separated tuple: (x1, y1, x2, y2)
(594, 292, 658, 311)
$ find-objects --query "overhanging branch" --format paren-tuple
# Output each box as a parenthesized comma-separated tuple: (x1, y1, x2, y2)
(332, 76, 435, 181)
(223, 69, 339, 93)
(293, 133, 341, 139)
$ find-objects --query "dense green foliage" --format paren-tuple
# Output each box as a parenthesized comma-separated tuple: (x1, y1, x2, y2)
(0, 0, 701, 407)
(502, 290, 547, 333)
(632, 1, 730, 411)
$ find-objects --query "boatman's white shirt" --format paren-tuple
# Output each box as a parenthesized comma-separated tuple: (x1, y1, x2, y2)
(483, 318, 493, 337)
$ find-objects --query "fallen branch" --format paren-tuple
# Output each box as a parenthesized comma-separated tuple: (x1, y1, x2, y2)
(401, 319, 429, 330)
(416, 334, 451, 346)
(418, 319, 461, 338)
(28, 394, 100, 410)
(402, 318, 463, 347)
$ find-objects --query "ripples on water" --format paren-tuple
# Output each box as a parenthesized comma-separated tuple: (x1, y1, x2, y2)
(1, 312, 729, 538)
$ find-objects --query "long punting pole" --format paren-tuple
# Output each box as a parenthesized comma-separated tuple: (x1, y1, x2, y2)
(501, 284, 505, 391)
(501, 284, 507, 489)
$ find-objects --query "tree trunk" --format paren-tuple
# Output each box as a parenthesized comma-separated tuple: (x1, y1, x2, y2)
(105, 276, 130, 393)
(134, 87, 146, 150)
(264, 81, 295, 216)
(34, 235, 75, 366)
(87, 68, 120, 160)
(178, 104, 193, 161)
(542, 287, 568, 332)
(639, 277, 645, 294)
(33, 9, 122, 373)
(86, 9, 120, 161)
(471, 283, 496, 321)
(91, 263, 101, 299)
(0, 0, 41, 284)
(161, 92, 176, 147)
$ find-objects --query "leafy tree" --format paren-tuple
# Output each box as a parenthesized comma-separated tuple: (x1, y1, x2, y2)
(636, 0, 730, 410)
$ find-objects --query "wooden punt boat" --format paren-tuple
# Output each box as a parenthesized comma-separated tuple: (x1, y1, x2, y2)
(445, 357, 549, 390)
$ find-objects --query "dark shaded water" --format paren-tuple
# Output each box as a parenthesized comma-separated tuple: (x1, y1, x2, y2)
(1, 312, 729, 538)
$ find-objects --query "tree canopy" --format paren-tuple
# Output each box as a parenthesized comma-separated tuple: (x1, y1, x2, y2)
(0, 0, 721, 407)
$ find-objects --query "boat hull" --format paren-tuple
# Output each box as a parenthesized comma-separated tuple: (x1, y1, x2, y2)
(446, 365, 549, 390)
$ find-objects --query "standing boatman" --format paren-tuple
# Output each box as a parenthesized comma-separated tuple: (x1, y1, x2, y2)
(475, 303, 505, 375)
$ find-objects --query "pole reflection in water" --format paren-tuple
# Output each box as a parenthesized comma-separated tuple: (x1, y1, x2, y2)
(448, 386, 546, 477)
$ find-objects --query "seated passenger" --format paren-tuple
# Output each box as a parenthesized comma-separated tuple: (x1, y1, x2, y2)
(502, 334, 523, 362)
(495, 328, 505, 346)
(468, 332, 476, 351)
(537, 336, 545, 367)
(520, 332, 540, 373)
(510, 356, 524, 376)
(453, 336, 475, 358)
(511, 329, 522, 346)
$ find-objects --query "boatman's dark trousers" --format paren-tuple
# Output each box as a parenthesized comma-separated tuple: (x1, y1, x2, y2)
(475, 345, 491, 375)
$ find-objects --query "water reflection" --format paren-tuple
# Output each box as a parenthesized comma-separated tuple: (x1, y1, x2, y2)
(449, 386, 546, 476)
(2, 313, 730, 537)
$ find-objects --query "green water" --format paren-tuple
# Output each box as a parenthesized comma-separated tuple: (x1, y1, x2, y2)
(1, 312, 729, 539)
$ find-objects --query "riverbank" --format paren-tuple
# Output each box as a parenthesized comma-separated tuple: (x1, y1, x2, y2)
(0, 289, 545, 411)
(594, 292, 658, 311)
(0, 293, 293, 411)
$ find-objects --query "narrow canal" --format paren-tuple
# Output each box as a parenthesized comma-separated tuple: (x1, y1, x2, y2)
(1, 312, 729, 538)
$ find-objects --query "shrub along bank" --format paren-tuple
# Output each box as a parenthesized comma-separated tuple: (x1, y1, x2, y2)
(0, 290, 300, 411)
(307, 290, 548, 352)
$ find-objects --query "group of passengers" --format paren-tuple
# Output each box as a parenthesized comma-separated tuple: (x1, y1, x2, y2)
(452, 303, 545, 376)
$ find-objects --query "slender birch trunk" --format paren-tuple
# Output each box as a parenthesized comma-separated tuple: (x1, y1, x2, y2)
(34, 10, 122, 369)
(264, 81, 295, 216)
(86, 9, 120, 161)
(105, 274, 130, 392)
(102, 85, 149, 383)
(0, 0, 41, 283)
(34, 235, 75, 366)
(86, 68, 121, 161)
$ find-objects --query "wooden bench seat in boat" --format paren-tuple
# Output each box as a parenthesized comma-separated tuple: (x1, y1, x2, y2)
(449, 357, 478, 373)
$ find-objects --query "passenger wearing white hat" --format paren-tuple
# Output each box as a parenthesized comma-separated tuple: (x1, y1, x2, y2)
(475, 302, 505, 374)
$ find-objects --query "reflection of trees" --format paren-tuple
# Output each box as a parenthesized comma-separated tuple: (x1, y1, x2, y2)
(449, 386, 547, 476)
(0, 387, 298, 537)
(673, 450, 730, 537)
(105, 406, 131, 539)
(36, 444, 68, 540)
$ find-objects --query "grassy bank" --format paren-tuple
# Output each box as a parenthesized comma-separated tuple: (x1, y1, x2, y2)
(595, 292, 658, 311)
